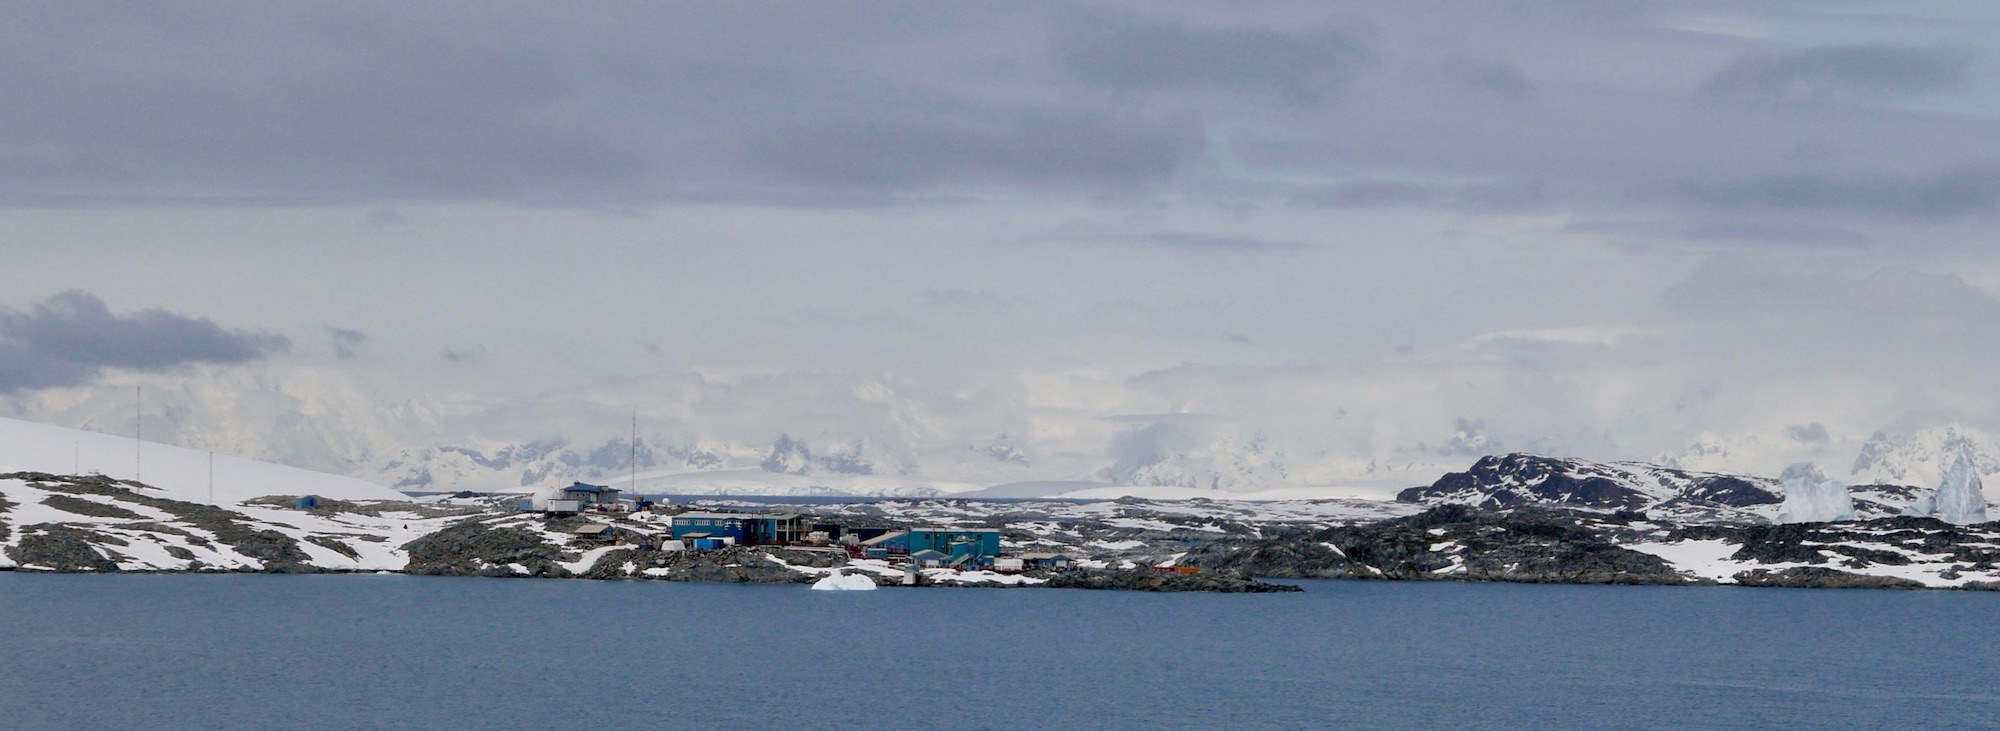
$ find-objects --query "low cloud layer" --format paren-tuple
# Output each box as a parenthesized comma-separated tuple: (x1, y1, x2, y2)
(0, 291, 288, 392)
(1702, 44, 1973, 103)
(4, 4, 2000, 492)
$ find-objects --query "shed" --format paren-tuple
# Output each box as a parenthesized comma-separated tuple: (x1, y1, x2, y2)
(572, 523, 615, 540)
(293, 495, 322, 510)
(1020, 552, 1074, 569)
(910, 549, 950, 568)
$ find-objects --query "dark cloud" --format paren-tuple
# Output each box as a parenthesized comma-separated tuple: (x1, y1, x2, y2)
(1442, 57, 1534, 101)
(443, 349, 481, 363)
(755, 106, 1203, 193)
(1786, 422, 1831, 445)
(0, 0, 1993, 261)
(0, 291, 288, 392)
(1021, 231, 1309, 256)
(328, 327, 367, 359)
(0, 3, 1196, 207)
(1052, 12, 1371, 103)
(1702, 44, 1972, 103)
(1127, 232, 1309, 253)
(1681, 165, 2000, 219)
(916, 289, 1011, 315)
(1679, 221, 1872, 248)
(1290, 178, 1542, 211)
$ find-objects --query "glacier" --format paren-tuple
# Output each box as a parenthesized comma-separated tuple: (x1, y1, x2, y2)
(1775, 462, 1853, 524)
(1925, 448, 1989, 525)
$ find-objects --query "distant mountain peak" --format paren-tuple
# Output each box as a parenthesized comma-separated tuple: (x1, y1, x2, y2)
(1851, 424, 2000, 487)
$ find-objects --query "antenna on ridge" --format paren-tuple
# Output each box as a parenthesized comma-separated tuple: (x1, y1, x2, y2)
(135, 385, 142, 483)
(630, 407, 639, 498)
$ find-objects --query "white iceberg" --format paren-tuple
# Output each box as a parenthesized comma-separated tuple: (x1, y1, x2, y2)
(810, 571, 878, 591)
(1775, 462, 1853, 524)
(1931, 447, 1989, 525)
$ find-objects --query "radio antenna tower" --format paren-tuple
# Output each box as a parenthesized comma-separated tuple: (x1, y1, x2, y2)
(630, 408, 639, 496)
(134, 385, 142, 483)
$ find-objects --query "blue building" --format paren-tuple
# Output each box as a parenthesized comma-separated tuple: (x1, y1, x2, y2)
(560, 482, 622, 507)
(859, 530, 910, 558)
(670, 511, 750, 542)
(907, 528, 1001, 559)
(742, 513, 809, 545)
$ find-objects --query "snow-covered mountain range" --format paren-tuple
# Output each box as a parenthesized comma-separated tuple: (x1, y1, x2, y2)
(9, 364, 2000, 501)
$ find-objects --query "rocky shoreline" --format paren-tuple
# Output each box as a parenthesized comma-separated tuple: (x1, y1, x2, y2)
(9, 468, 2000, 592)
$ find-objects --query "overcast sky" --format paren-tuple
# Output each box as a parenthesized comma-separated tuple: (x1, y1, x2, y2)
(4, 1, 1999, 490)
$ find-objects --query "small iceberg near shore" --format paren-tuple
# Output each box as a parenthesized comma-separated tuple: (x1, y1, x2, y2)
(811, 571, 878, 591)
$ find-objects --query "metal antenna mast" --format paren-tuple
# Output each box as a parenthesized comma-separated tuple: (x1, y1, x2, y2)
(630, 408, 639, 497)
(135, 385, 142, 483)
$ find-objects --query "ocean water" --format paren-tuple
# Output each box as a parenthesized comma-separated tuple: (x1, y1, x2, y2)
(1, 575, 1996, 730)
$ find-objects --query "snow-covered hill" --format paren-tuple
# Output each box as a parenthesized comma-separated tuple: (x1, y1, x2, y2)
(1398, 453, 1785, 519)
(1395, 453, 1975, 523)
(0, 416, 405, 503)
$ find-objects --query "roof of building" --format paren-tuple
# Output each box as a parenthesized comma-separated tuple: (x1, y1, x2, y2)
(562, 483, 620, 494)
(672, 511, 746, 520)
(573, 524, 613, 535)
(911, 549, 949, 559)
(859, 530, 909, 546)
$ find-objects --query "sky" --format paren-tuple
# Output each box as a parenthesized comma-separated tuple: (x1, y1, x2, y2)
(3, 1, 2000, 494)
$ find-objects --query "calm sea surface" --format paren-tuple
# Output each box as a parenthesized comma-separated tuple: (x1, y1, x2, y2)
(1, 574, 1996, 730)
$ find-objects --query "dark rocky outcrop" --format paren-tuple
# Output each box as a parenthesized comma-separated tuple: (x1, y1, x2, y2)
(610, 546, 829, 584)
(40, 494, 146, 520)
(1395, 454, 1780, 514)
(1400, 455, 1653, 510)
(7, 473, 318, 572)
(1674, 516, 2000, 570)
(1033, 569, 1301, 593)
(1732, 567, 1925, 589)
(6, 524, 121, 571)
(1186, 505, 1691, 585)
(401, 519, 569, 577)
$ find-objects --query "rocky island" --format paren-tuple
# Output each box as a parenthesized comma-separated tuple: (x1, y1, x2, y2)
(6, 450, 1999, 592)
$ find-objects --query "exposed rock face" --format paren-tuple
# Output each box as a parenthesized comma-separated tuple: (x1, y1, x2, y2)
(1677, 516, 2000, 570)
(8, 473, 320, 572)
(6, 524, 122, 571)
(1732, 567, 1925, 589)
(40, 495, 147, 521)
(606, 546, 831, 584)
(401, 520, 569, 577)
(1397, 454, 1780, 519)
(1185, 505, 1691, 585)
(1033, 569, 1300, 593)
